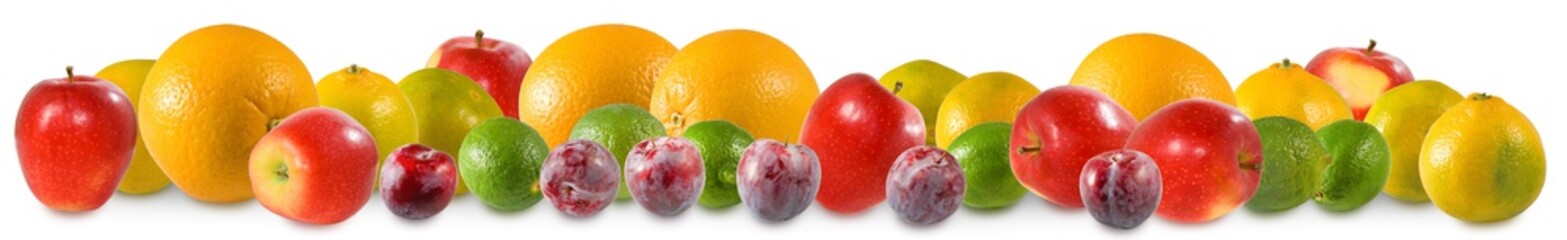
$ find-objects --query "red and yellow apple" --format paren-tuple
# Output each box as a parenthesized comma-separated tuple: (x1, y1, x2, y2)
(16, 67, 137, 212)
(428, 30, 532, 118)
(1305, 40, 1414, 120)
(1125, 99, 1261, 223)
(249, 107, 378, 224)
(1009, 85, 1137, 208)
(800, 73, 925, 214)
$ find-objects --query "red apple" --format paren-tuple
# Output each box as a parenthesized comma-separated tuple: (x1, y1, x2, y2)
(428, 30, 532, 118)
(249, 107, 378, 224)
(1305, 40, 1414, 120)
(15, 67, 136, 212)
(1009, 85, 1138, 208)
(799, 73, 925, 214)
(1125, 99, 1262, 223)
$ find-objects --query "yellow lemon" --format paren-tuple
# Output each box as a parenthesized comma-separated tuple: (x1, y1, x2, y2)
(934, 72, 1038, 148)
(650, 30, 818, 142)
(317, 65, 419, 188)
(1235, 59, 1353, 130)
(95, 59, 171, 194)
(1070, 33, 1234, 120)
(1421, 93, 1545, 222)
(518, 24, 677, 148)
(1364, 80, 1461, 202)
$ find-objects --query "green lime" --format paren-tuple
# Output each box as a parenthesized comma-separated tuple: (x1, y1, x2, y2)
(1314, 120, 1391, 212)
(569, 104, 668, 200)
(948, 122, 1026, 209)
(1245, 117, 1330, 212)
(459, 117, 549, 211)
(682, 120, 756, 208)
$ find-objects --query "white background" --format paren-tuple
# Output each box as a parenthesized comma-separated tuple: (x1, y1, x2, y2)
(1, 0, 1562, 239)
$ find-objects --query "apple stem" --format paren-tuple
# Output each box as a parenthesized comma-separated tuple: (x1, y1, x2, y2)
(349, 64, 361, 74)
(1365, 39, 1378, 54)
(1017, 146, 1040, 154)
(475, 29, 485, 48)
(65, 66, 75, 83)
(893, 81, 905, 94)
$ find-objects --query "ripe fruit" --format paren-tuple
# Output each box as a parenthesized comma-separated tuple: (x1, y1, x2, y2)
(1245, 117, 1330, 212)
(569, 104, 668, 200)
(650, 29, 818, 143)
(1421, 93, 1545, 222)
(428, 30, 531, 118)
(1313, 120, 1391, 212)
(934, 72, 1039, 148)
(248, 108, 377, 225)
(93, 59, 170, 194)
(518, 24, 677, 148)
(737, 139, 821, 221)
(879, 60, 967, 145)
(541, 140, 621, 217)
(1234, 59, 1353, 130)
(949, 122, 1026, 209)
(1080, 149, 1162, 229)
(142, 24, 317, 203)
(1125, 99, 1262, 223)
(1306, 40, 1415, 120)
(624, 137, 706, 217)
(16, 67, 136, 212)
(800, 73, 925, 214)
(316, 64, 419, 187)
(1069, 33, 1234, 120)
(1010, 85, 1138, 208)
(380, 144, 458, 220)
(886, 146, 965, 225)
(399, 68, 505, 194)
(1364, 80, 1462, 202)
(683, 120, 756, 208)
(459, 118, 548, 211)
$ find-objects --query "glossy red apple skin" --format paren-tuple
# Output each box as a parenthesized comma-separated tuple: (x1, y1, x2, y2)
(1009, 85, 1138, 208)
(380, 144, 458, 220)
(15, 72, 137, 212)
(1305, 40, 1414, 120)
(799, 73, 925, 214)
(429, 30, 532, 118)
(249, 107, 378, 225)
(1125, 99, 1262, 223)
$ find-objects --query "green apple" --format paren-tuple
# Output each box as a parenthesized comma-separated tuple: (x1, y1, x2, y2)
(399, 68, 505, 195)
(879, 60, 966, 145)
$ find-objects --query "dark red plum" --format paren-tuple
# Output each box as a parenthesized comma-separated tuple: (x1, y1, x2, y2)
(1079, 149, 1162, 229)
(541, 140, 621, 217)
(624, 137, 706, 217)
(736, 139, 821, 221)
(380, 144, 458, 220)
(886, 146, 965, 225)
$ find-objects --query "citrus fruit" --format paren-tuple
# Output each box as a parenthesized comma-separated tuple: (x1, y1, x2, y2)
(1235, 59, 1353, 130)
(948, 122, 1026, 209)
(650, 29, 818, 143)
(1314, 120, 1390, 212)
(399, 68, 505, 194)
(569, 104, 668, 200)
(1245, 117, 1329, 212)
(94, 59, 170, 194)
(1421, 93, 1545, 222)
(141, 24, 317, 202)
(934, 72, 1038, 148)
(518, 24, 677, 148)
(1364, 80, 1462, 202)
(1069, 33, 1234, 120)
(460, 118, 549, 211)
(317, 65, 419, 188)
(879, 60, 967, 145)
(683, 120, 756, 208)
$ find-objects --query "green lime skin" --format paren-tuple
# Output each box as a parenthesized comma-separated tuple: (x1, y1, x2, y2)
(948, 122, 1026, 209)
(459, 117, 550, 211)
(1314, 120, 1392, 212)
(682, 120, 756, 208)
(1245, 117, 1331, 212)
(569, 104, 668, 200)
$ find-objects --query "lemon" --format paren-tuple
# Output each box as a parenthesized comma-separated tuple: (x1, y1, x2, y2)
(934, 72, 1038, 148)
(1235, 59, 1353, 130)
(94, 59, 171, 194)
(650, 30, 818, 143)
(1421, 93, 1545, 222)
(1363, 80, 1461, 202)
(518, 24, 677, 148)
(317, 65, 419, 188)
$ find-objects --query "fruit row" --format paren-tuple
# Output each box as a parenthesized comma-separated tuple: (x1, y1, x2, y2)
(15, 23, 1544, 228)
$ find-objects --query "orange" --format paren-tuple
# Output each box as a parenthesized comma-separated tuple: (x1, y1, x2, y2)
(1234, 59, 1353, 130)
(518, 24, 677, 148)
(1421, 93, 1545, 222)
(140, 24, 317, 203)
(94, 59, 171, 194)
(650, 30, 818, 143)
(1069, 33, 1234, 120)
